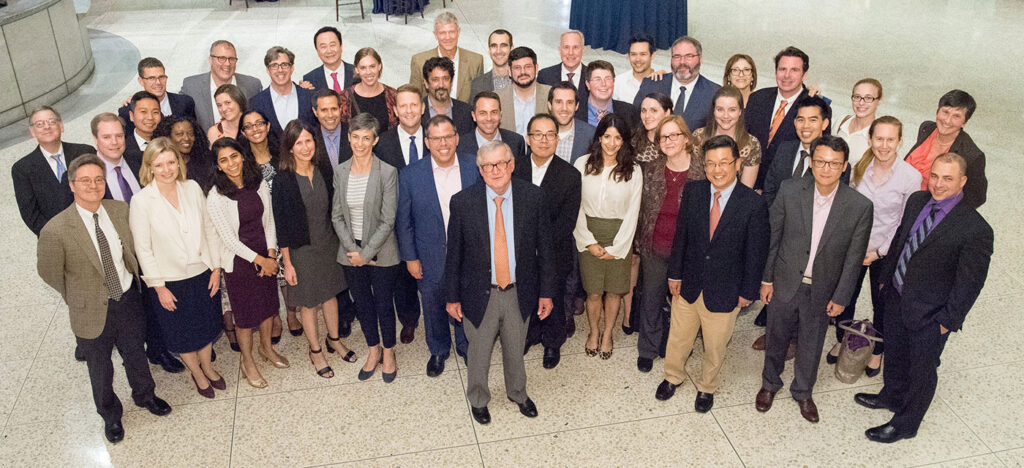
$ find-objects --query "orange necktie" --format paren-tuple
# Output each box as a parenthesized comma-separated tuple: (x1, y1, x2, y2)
(767, 99, 788, 144)
(709, 191, 722, 240)
(494, 196, 511, 288)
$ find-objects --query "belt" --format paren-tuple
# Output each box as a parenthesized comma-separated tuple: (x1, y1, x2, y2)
(490, 283, 516, 291)
(801, 276, 813, 285)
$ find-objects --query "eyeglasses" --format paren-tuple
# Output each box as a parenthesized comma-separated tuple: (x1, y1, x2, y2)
(427, 134, 456, 142)
(242, 121, 268, 131)
(671, 53, 700, 61)
(30, 118, 60, 128)
(851, 95, 878, 103)
(268, 62, 293, 71)
(588, 76, 614, 85)
(660, 132, 685, 143)
(729, 67, 752, 76)
(528, 132, 557, 141)
(479, 159, 512, 173)
(705, 159, 737, 169)
(210, 55, 238, 64)
(73, 176, 106, 186)
(140, 75, 168, 83)
(811, 159, 845, 170)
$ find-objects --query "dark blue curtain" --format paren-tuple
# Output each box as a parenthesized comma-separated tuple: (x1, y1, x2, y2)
(569, 0, 687, 53)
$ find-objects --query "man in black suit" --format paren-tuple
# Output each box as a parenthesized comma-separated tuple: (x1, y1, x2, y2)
(547, 82, 597, 165)
(420, 57, 475, 134)
(575, 61, 640, 129)
(311, 89, 352, 167)
(13, 106, 96, 236)
(123, 91, 162, 168)
(655, 135, 769, 412)
(756, 135, 872, 423)
(457, 92, 526, 159)
(469, 29, 513, 102)
(906, 90, 987, 208)
(301, 26, 357, 92)
(632, 36, 720, 131)
(444, 140, 556, 424)
(761, 96, 848, 207)
(537, 30, 588, 106)
(117, 57, 196, 134)
(513, 113, 581, 369)
(855, 153, 992, 443)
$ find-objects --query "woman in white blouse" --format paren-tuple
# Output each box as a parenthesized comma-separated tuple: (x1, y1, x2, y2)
(573, 114, 643, 360)
(828, 116, 920, 376)
(129, 138, 225, 398)
(834, 78, 883, 166)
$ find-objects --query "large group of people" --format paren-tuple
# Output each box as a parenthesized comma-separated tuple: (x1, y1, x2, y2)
(14, 11, 992, 448)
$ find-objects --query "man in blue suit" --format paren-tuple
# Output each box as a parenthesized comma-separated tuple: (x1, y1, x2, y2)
(396, 115, 481, 377)
(250, 46, 318, 138)
(633, 36, 720, 132)
(301, 27, 358, 92)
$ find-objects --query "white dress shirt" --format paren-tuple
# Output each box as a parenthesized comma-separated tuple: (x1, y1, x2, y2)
(772, 89, 800, 125)
(530, 155, 553, 186)
(323, 63, 344, 90)
(158, 93, 172, 116)
(854, 159, 921, 256)
(398, 125, 424, 166)
(270, 83, 299, 130)
(614, 71, 642, 103)
(432, 157, 462, 230)
(133, 130, 149, 152)
(804, 184, 839, 278)
(101, 155, 142, 202)
(672, 75, 695, 112)
(835, 117, 871, 165)
(441, 47, 461, 99)
(40, 144, 67, 179)
(573, 156, 644, 258)
(561, 63, 582, 89)
(76, 203, 133, 292)
(475, 128, 501, 149)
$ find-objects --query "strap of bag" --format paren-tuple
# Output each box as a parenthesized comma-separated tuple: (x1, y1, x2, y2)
(838, 319, 883, 342)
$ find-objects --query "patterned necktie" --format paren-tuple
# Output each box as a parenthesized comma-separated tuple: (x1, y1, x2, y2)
(53, 154, 66, 180)
(793, 150, 809, 178)
(409, 135, 418, 164)
(768, 99, 789, 144)
(597, 109, 609, 122)
(493, 196, 511, 288)
(94, 213, 124, 300)
(709, 190, 722, 240)
(113, 166, 134, 204)
(330, 72, 342, 93)
(676, 86, 687, 113)
(893, 204, 941, 293)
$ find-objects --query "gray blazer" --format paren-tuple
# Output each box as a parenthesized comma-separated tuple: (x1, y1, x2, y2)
(331, 155, 399, 267)
(762, 176, 872, 310)
(469, 70, 494, 102)
(180, 72, 263, 131)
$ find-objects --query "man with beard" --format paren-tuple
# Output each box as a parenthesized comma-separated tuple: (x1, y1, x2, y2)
(470, 29, 513, 101)
(633, 36, 719, 131)
(496, 47, 551, 137)
(547, 82, 596, 164)
(457, 92, 526, 159)
(575, 60, 640, 130)
(419, 57, 476, 134)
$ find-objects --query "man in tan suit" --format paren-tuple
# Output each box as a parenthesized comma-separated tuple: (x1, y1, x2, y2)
(409, 12, 483, 102)
(37, 154, 171, 444)
(497, 47, 551, 137)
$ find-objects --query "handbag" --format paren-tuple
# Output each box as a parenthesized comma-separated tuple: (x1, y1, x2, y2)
(835, 319, 883, 384)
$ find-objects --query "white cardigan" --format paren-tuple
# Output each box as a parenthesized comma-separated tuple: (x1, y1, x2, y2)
(129, 180, 222, 287)
(206, 180, 277, 273)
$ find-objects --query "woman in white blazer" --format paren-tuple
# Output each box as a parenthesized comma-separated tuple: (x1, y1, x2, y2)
(129, 137, 224, 398)
(207, 138, 288, 388)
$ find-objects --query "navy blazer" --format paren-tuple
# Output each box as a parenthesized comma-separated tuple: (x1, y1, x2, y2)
(302, 63, 358, 91)
(118, 92, 197, 134)
(537, 63, 588, 107)
(575, 98, 640, 131)
(395, 153, 480, 284)
(761, 140, 851, 207)
(420, 97, 476, 135)
(374, 127, 430, 170)
(745, 86, 833, 190)
(443, 179, 557, 327)
(271, 159, 335, 250)
(633, 74, 720, 131)
(456, 129, 526, 159)
(569, 120, 597, 164)
(512, 154, 581, 276)
(12, 142, 95, 235)
(667, 180, 769, 312)
(249, 83, 318, 137)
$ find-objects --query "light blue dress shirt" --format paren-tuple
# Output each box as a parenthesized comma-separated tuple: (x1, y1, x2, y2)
(486, 184, 516, 285)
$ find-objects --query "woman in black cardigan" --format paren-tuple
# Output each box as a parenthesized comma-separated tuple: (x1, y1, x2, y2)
(273, 120, 357, 379)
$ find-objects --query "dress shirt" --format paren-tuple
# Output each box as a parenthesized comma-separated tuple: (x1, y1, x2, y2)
(791, 144, 812, 175)
(101, 155, 142, 202)
(398, 125, 424, 165)
(573, 157, 644, 258)
(475, 128, 501, 149)
(614, 71, 643, 103)
(441, 47, 461, 99)
(561, 63, 581, 89)
(158, 93, 172, 116)
(209, 74, 238, 124)
(428, 98, 454, 120)
(133, 130, 148, 152)
(854, 159, 921, 256)
(512, 87, 537, 136)
(323, 63, 344, 90)
(773, 89, 801, 126)
(432, 156, 462, 230)
(804, 183, 839, 278)
(75, 203, 133, 292)
(672, 76, 693, 112)
(710, 179, 738, 212)
(492, 73, 511, 92)
(586, 100, 614, 126)
(556, 123, 575, 162)
(908, 192, 963, 242)
(836, 117, 871, 165)
(486, 184, 517, 284)
(321, 124, 344, 166)
(270, 83, 299, 130)
(530, 155, 553, 186)
(40, 144, 67, 179)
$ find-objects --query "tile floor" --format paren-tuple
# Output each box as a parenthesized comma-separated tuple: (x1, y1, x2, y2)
(0, 0, 1021, 466)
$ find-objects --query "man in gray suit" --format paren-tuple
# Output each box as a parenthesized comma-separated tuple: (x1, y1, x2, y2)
(180, 40, 263, 131)
(547, 82, 596, 165)
(469, 29, 513, 102)
(755, 135, 872, 423)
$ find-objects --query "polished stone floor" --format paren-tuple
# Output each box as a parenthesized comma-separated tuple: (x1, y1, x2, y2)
(0, 0, 1021, 466)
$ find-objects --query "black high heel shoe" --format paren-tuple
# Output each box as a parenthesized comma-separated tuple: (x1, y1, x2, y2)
(326, 335, 358, 363)
(308, 347, 333, 379)
(225, 326, 240, 352)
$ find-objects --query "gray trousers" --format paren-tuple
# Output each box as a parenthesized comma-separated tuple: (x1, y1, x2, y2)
(637, 253, 669, 360)
(761, 283, 830, 400)
(463, 286, 529, 408)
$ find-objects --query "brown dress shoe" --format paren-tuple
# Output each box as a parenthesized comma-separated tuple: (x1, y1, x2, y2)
(755, 388, 776, 412)
(797, 398, 819, 423)
(786, 342, 797, 360)
(752, 334, 767, 350)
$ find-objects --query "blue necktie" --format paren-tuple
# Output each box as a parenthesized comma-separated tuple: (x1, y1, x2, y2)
(893, 204, 940, 293)
(53, 154, 66, 180)
(409, 135, 419, 164)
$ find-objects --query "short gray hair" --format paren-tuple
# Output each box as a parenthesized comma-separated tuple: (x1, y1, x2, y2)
(210, 40, 235, 54)
(67, 153, 104, 183)
(348, 112, 380, 137)
(29, 105, 62, 124)
(477, 140, 512, 166)
(435, 12, 459, 28)
(560, 30, 584, 45)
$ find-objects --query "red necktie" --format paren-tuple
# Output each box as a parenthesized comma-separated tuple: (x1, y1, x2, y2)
(330, 72, 342, 93)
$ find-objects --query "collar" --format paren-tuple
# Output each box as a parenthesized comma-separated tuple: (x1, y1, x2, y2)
(270, 82, 296, 99)
(486, 182, 512, 201)
(438, 47, 460, 62)
(75, 201, 104, 219)
(133, 130, 148, 150)
(559, 121, 576, 136)
(532, 155, 553, 171)
(712, 178, 737, 198)
(39, 143, 63, 158)
(928, 192, 964, 212)
(814, 183, 840, 204)
(431, 155, 460, 171)
(477, 128, 501, 142)
(399, 125, 422, 140)
(210, 73, 237, 88)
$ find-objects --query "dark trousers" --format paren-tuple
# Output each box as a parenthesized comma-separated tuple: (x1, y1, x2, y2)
(419, 278, 468, 358)
(833, 262, 886, 354)
(140, 278, 167, 358)
(394, 263, 421, 329)
(527, 269, 567, 349)
(761, 283, 830, 400)
(76, 287, 156, 424)
(637, 253, 670, 360)
(343, 263, 400, 348)
(336, 288, 356, 324)
(878, 287, 949, 433)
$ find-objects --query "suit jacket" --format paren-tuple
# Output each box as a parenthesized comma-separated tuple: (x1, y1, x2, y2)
(271, 159, 335, 250)
(877, 191, 993, 331)
(537, 63, 588, 108)
(745, 86, 833, 190)
(568, 119, 597, 164)
(469, 70, 494, 102)
(249, 83, 318, 137)
(457, 129, 526, 159)
(180, 72, 263, 131)
(762, 176, 873, 310)
(409, 47, 484, 102)
(667, 180, 769, 312)
(37, 200, 140, 339)
(421, 96, 476, 134)
(118, 92, 197, 134)
(302, 62, 358, 91)
(313, 123, 353, 167)
(512, 154, 581, 277)
(443, 179, 557, 327)
(124, 133, 145, 169)
(395, 153, 480, 284)
(632, 74, 720, 131)
(374, 127, 429, 170)
(575, 98, 640, 130)
(761, 140, 851, 207)
(331, 156, 400, 267)
(906, 121, 987, 208)
(12, 142, 95, 235)
(496, 83, 552, 133)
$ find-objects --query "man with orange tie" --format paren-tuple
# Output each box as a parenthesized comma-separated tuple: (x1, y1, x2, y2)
(444, 140, 555, 425)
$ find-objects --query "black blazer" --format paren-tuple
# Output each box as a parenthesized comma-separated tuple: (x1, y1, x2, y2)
(313, 124, 352, 167)
(443, 179, 557, 327)
(118, 92, 197, 134)
(574, 99, 640, 131)
(249, 84, 319, 138)
(745, 86, 833, 190)
(537, 63, 588, 107)
(421, 97, 476, 135)
(123, 133, 145, 169)
(12, 142, 95, 235)
(761, 140, 851, 207)
(511, 154, 581, 276)
(457, 129, 526, 159)
(877, 191, 993, 332)
(667, 180, 769, 312)
(302, 63, 358, 91)
(906, 121, 987, 208)
(271, 159, 335, 250)
(374, 127, 429, 169)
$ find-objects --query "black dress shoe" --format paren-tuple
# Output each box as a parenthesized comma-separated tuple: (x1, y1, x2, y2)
(866, 423, 916, 443)
(339, 320, 352, 339)
(753, 308, 767, 327)
(694, 392, 714, 413)
(150, 352, 185, 374)
(637, 357, 653, 373)
(137, 396, 172, 416)
(74, 346, 86, 362)
(509, 397, 538, 418)
(854, 392, 888, 410)
(865, 362, 882, 377)
(426, 355, 445, 377)
(542, 347, 560, 369)
(655, 380, 678, 401)
(400, 325, 415, 344)
(104, 420, 124, 443)
(471, 406, 491, 424)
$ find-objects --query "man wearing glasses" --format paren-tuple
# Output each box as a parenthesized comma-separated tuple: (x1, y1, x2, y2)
(250, 46, 317, 137)
(117, 57, 196, 133)
(181, 40, 263, 131)
(444, 140, 555, 424)
(632, 36, 720, 131)
(495, 47, 550, 137)
(756, 135, 872, 423)
(575, 60, 639, 129)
